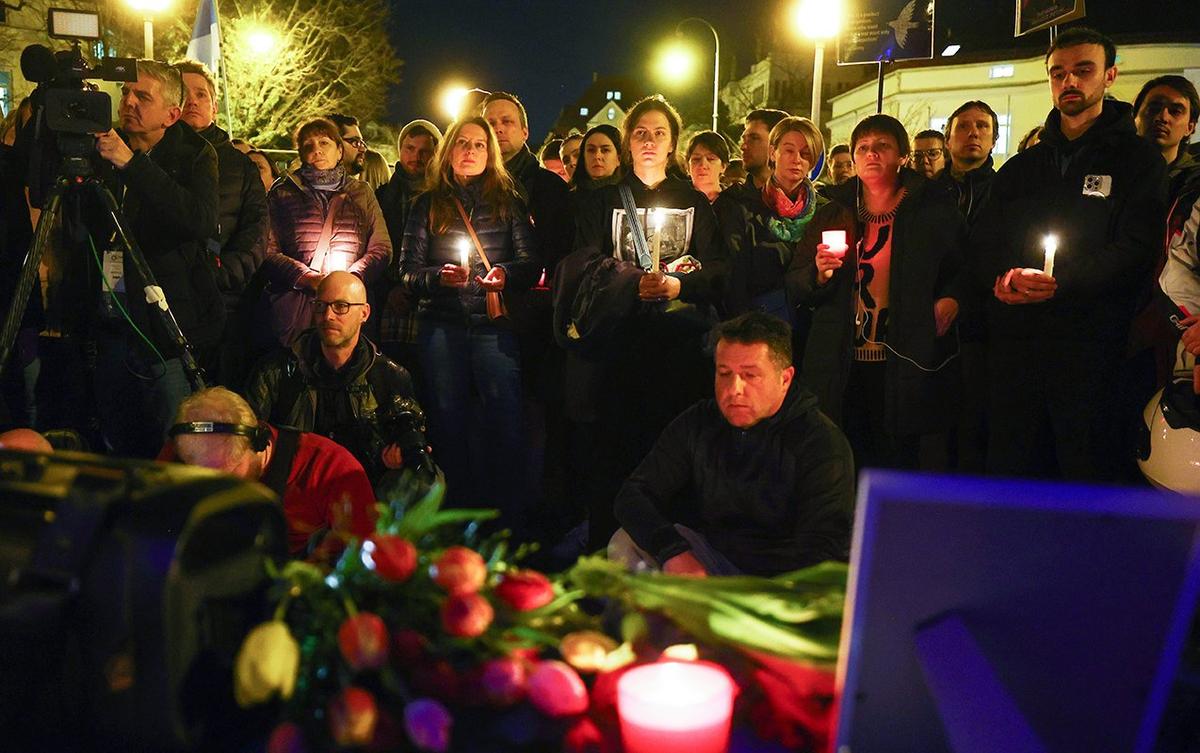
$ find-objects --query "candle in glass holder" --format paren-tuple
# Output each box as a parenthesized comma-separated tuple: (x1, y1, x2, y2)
(650, 209, 664, 272)
(617, 661, 735, 753)
(458, 238, 471, 270)
(1042, 234, 1058, 277)
(821, 229, 848, 258)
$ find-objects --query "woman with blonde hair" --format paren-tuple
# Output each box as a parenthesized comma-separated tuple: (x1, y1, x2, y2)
(398, 115, 538, 527)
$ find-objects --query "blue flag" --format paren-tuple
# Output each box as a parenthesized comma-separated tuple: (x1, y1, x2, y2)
(185, 0, 221, 78)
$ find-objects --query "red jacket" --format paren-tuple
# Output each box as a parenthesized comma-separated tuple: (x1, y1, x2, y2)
(160, 426, 377, 555)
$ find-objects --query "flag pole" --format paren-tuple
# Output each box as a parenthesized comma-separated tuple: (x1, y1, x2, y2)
(213, 0, 237, 136)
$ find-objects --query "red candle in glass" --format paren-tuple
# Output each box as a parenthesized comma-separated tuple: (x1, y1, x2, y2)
(617, 661, 736, 753)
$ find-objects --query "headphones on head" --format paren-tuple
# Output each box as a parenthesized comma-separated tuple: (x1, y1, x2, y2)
(168, 422, 271, 452)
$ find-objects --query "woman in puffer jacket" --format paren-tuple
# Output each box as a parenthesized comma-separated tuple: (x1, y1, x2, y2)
(260, 117, 391, 347)
(399, 115, 539, 531)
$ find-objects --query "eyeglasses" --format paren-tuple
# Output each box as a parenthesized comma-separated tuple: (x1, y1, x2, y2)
(344, 137, 367, 149)
(313, 300, 366, 315)
(912, 149, 945, 162)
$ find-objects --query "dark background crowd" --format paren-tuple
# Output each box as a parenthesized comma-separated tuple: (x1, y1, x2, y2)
(1, 26, 1198, 569)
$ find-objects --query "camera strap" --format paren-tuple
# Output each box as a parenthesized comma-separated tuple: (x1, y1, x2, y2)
(260, 426, 300, 501)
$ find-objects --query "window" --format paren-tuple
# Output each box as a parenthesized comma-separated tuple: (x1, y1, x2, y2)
(994, 113, 1011, 157)
(0, 72, 10, 118)
(930, 116, 948, 133)
(989, 64, 1014, 79)
(607, 107, 616, 120)
(579, 107, 589, 116)
(605, 90, 613, 100)
(613, 90, 621, 101)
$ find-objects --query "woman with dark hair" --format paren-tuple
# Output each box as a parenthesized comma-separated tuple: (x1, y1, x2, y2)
(569, 123, 622, 191)
(246, 149, 279, 193)
(260, 117, 391, 348)
(398, 115, 538, 527)
(566, 94, 725, 550)
(786, 113, 966, 471)
(685, 130, 729, 202)
(715, 116, 826, 349)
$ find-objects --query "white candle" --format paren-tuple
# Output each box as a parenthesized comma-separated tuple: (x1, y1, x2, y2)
(650, 209, 664, 272)
(1043, 234, 1058, 278)
(322, 251, 356, 273)
(822, 229, 848, 259)
(458, 238, 471, 270)
(618, 661, 735, 753)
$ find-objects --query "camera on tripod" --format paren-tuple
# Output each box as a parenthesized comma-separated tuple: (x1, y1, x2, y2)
(20, 8, 136, 167)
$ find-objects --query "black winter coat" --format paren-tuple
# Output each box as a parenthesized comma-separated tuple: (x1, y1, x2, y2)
(104, 121, 224, 351)
(935, 155, 995, 227)
(197, 123, 268, 311)
(613, 380, 854, 575)
(787, 170, 967, 436)
(398, 180, 539, 326)
(973, 100, 1167, 346)
(505, 145, 573, 275)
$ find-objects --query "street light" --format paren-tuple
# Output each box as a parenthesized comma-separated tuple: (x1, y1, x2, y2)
(125, 0, 171, 59)
(243, 26, 281, 58)
(658, 18, 720, 132)
(439, 85, 471, 122)
(791, 0, 842, 130)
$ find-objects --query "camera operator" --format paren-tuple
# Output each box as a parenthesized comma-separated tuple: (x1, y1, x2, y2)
(92, 60, 222, 458)
(243, 270, 426, 488)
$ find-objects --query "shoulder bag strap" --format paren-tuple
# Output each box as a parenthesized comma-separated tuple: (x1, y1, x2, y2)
(261, 426, 301, 500)
(452, 196, 492, 272)
(618, 182, 653, 270)
(308, 193, 346, 274)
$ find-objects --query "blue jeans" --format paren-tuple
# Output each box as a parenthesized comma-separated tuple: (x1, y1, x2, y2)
(418, 319, 527, 530)
(94, 332, 193, 458)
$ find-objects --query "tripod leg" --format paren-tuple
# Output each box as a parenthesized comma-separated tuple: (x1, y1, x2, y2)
(0, 182, 64, 381)
(88, 181, 208, 392)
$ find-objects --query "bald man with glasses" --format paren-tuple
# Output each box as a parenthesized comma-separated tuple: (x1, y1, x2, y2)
(244, 271, 422, 485)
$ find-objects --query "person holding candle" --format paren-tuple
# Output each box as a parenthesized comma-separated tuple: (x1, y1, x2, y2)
(398, 116, 538, 528)
(715, 116, 828, 364)
(972, 28, 1167, 480)
(568, 94, 725, 551)
(786, 114, 966, 471)
(261, 117, 392, 349)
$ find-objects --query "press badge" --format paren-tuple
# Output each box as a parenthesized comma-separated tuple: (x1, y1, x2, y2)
(102, 249, 126, 294)
(1082, 174, 1112, 198)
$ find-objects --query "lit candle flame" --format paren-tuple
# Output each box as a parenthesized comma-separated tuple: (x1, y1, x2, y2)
(458, 238, 471, 269)
(1043, 234, 1058, 278)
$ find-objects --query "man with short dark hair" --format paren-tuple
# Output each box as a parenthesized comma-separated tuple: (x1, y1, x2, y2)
(164, 386, 377, 557)
(92, 59, 222, 457)
(827, 143, 854, 185)
(174, 58, 268, 385)
(611, 312, 854, 576)
(942, 101, 999, 225)
(912, 129, 948, 180)
(244, 271, 419, 485)
(738, 108, 789, 190)
(1134, 75, 1199, 197)
(327, 112, 367, 176)
(974, 28, 1166, 480)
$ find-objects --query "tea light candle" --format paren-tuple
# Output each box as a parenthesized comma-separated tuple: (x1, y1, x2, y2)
(458, 238, 471, 270)
(822, 229, 848, 258)
(1042, 234, 1058, 278)
(617, 661, 735, 753)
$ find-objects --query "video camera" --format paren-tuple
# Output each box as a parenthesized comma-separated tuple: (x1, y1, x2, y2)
(20, 8, 136, 179)
(376, 396, 436, 479)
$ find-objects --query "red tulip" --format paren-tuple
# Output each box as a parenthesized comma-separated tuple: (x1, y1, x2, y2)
(528, 660, 589, 717)
(564, 716, 614, 753)
(338, 612, 389, 671)
(266, 722, 307, 753)
(494, 569, 555, 611)
(479, 656, 527, 707)
(430, 546, 487, 595)
(440, 592, 494, 638)
(328, 686, 378, 747)
(366, 535, 418, 582)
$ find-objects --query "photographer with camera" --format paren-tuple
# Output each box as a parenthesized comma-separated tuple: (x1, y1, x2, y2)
(90, 59, 222, 457)
(243, 271, 429, 489)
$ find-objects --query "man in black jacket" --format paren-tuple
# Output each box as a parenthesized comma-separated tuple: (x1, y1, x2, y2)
(93, 59, 221, 457)
(611, 312, 854, 576)
(175, 59, 268, 385)
(940, 100, 998, 227)
(973, 28, 1167, 480)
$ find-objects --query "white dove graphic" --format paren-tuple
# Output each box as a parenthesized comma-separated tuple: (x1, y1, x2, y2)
(888, 0, 920, 48)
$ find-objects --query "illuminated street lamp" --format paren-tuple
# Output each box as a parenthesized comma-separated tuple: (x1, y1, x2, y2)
(657, 17, 720, 131)
(126, 0, 171, 59)
(439, 85, 471, 122)
(791, 0, 841, 130)
(242, 26, 281, 58)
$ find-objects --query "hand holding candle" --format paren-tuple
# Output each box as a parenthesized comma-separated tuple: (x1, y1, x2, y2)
(1042, 234, 1058, 278)
(816, 229, 848, 281)
(458, 237, 471, 271)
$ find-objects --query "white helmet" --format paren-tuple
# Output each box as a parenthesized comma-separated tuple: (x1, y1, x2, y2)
(1137, 379, 1200, 493)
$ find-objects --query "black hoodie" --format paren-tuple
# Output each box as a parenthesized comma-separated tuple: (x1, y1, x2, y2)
(972, 99, 1167, 345)
(613, 379, 854, 575)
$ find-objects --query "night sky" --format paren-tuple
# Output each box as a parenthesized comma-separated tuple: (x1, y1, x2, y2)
(384, 0, 1194, 138)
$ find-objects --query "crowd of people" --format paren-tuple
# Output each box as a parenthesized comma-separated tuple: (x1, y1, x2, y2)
(1, 27, 1198, 574)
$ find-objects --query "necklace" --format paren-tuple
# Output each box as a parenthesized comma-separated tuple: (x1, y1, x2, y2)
(858, 187, 907, 224)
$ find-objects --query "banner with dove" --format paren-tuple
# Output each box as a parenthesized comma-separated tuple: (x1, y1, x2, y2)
(838, 0, 934, 65)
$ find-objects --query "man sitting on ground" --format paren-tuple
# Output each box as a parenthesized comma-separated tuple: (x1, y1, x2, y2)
(611, 312, 854, 576)
(163, 386, 376, 557)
